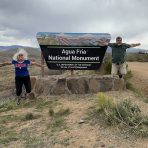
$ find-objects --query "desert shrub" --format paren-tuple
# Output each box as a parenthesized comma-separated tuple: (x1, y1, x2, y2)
(124, 65, 135, 91)
(47, 107, 70, 132)
(96, 92, 114, 111)
(47, 117, 67, 132)
(144, 54, 148, 62)
(48, 108, 54, 116)
(103, 61, 112, 74)
(95, 93, 148, 137)
(125, 82, 135, 91)
(124, 70, 133, 81)
(56, 108, 70, 116)
(48, 107, 70, 117)
(127, 55, 136, 62)
(23, 113, 39, 121)
(99, 61, 112, 75)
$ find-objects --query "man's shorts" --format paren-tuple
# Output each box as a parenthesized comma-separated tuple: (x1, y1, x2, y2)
(111, 62, 126, 75)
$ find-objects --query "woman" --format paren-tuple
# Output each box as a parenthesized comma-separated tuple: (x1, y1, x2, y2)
(0, 48, 43, 105)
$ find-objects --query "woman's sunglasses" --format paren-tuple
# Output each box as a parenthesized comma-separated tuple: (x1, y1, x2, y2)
(18, 54, 23, 56)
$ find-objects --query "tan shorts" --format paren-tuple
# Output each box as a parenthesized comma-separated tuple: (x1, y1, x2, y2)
(111, 62, 127, 75)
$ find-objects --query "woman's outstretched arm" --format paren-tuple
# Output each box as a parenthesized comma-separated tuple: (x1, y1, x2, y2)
(0, 61, 11, 67)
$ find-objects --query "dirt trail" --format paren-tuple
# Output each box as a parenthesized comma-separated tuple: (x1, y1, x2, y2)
(127, 62, 148, 97)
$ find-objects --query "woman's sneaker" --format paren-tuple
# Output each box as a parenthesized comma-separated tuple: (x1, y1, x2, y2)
(17, 96, 21, 105)
(24, 93, 27, 100)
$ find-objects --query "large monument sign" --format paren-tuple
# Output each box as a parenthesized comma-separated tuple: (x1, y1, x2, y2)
(37, 32, 111, 70)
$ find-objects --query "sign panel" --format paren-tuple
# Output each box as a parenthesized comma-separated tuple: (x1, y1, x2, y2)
(37, 32, 111, 70)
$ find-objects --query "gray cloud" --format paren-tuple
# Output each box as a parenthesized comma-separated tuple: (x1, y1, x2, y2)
(0, 0, 148, 49)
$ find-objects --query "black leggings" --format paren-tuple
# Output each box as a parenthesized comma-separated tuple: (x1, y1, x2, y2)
(15, 76, 31, 96)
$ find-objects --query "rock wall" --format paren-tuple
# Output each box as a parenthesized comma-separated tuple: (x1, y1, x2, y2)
(30, 75, 126, 95)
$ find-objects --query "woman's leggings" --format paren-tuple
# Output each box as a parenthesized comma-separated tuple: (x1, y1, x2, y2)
(15, 76, 31, 96)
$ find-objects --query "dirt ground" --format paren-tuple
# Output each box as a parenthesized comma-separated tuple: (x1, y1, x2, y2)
(127, 62, 148, 97)
(0, 92, 148, 148)
(0, 96, 148, 148)
(0, 62, 148, 148)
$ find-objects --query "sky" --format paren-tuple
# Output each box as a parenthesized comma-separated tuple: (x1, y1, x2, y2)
(0, 0, 148, 49)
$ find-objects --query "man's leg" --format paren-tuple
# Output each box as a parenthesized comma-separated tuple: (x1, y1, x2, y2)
(119, 63, 127, 78)
(111, 63, 118, 77)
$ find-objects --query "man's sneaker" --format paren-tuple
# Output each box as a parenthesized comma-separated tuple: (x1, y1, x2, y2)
(119, 75, 123, 79)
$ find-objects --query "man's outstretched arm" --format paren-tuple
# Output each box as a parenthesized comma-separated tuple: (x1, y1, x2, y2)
(130, 43, 141, 47)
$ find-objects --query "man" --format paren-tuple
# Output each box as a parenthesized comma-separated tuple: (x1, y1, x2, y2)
(108, 36, 141, 78)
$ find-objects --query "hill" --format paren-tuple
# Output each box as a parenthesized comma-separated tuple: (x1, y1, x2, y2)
(0, 45, 33, 51)
(0, 47, 40, 62)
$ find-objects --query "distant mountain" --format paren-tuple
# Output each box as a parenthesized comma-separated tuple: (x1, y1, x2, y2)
(127, 48, 146, 53)
(0, 46, 40, 62)
(106, 46, 147, 53)
(0, 45, 33, 51)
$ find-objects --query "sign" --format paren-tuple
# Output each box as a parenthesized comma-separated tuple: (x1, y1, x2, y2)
(37, 32, 111, 70)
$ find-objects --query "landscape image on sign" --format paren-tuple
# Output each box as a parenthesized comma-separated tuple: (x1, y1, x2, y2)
(37, 32, 111, 70)
(37, 32, 111, 46)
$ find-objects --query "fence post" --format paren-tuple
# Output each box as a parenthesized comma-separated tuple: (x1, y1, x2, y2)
(41, 51, 44, 77)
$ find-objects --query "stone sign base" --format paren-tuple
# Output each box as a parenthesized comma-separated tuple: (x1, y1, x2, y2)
(30, 75, 126, 95)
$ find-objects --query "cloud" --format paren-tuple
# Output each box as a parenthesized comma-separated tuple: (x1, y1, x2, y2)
(0, 0, 147, 49)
